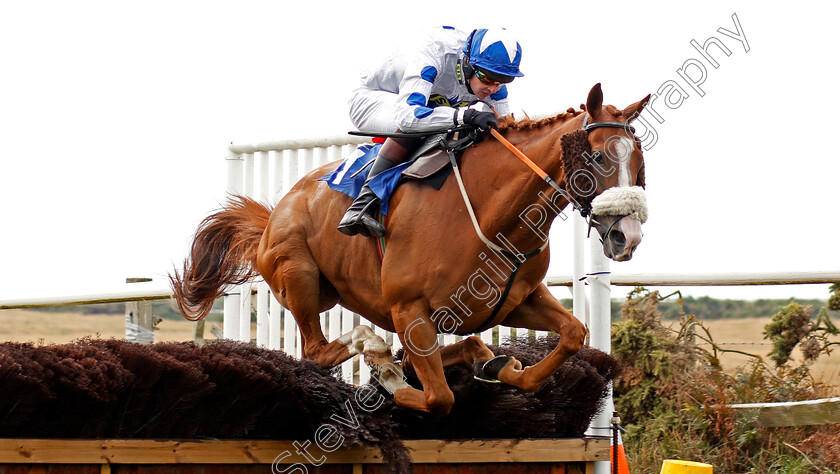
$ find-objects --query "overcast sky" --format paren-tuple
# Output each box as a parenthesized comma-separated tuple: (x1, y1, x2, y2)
(1, 1, 838, 305)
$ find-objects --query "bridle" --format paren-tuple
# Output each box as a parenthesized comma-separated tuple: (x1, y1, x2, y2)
(580, 113, 636, 134)
(462, 113, 639, 332)
(577, 113, 637, 238)
(491, 112, 637, 219)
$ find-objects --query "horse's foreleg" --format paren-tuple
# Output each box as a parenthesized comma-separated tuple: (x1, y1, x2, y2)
(392, 302, 455, 416)
(495, 284, 587, 392)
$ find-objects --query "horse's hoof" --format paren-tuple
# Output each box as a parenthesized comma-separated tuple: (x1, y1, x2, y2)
(473, 354, 511, 383)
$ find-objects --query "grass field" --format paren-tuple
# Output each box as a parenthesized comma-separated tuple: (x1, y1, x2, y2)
(1, 309, 837, 388)
(677, 316, 840, 388)
(0, 309, 201, 344)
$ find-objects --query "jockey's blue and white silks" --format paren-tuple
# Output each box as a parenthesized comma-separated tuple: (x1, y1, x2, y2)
(348, 26, 512, 133)
(317, 144, 411, 215)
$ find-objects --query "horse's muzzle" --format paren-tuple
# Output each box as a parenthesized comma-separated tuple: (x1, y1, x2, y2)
(589, 185, 647, 262)
(592, 214, 643, 262)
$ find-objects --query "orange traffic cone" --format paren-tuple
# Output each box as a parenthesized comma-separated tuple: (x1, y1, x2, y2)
(611, 412, 630, 474)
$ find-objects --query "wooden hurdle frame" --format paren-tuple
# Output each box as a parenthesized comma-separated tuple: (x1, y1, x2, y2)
(0, 438, 609, 473)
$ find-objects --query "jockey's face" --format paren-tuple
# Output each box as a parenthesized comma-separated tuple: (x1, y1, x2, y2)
(469, 74, 502, 100)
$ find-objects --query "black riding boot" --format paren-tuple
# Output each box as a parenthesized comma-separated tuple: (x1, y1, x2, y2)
(337, 137, 420, 237)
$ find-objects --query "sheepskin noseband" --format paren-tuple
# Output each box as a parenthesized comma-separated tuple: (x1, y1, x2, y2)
(590, 186, 648, 223)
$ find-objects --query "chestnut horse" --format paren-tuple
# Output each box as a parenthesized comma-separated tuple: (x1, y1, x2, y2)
(171, 84, 651, 416)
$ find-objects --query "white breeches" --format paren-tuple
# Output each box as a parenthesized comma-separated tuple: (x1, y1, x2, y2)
(348, 87, 401, 133)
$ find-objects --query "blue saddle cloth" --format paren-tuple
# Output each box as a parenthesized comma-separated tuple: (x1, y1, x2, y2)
(317, 143, 412, 215)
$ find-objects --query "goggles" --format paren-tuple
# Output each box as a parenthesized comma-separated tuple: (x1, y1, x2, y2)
(474, 67, 515, 86)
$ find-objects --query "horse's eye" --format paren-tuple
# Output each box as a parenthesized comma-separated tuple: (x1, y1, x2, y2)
(592, 151, 605, 165)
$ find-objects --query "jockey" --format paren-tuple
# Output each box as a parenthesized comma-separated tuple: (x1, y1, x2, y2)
(338, 26, 524, 237)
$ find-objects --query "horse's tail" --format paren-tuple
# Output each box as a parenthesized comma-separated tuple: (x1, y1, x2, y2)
(169, 195, 272, 321)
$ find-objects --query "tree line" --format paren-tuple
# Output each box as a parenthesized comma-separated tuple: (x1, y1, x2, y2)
(29, 295, 830, 323)
(556, 295, 830, 322)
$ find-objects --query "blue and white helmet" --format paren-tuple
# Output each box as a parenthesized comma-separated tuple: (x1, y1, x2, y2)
(464, 28, 524, 78)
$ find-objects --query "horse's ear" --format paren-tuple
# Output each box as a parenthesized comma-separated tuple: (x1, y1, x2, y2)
(623, 94, 652, 122)
(586, 83, 603, 119)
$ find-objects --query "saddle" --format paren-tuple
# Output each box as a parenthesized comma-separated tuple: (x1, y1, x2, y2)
(319, 128, 481, 214)
(363, 127, 481, 188)
(401, 132, 464, 189)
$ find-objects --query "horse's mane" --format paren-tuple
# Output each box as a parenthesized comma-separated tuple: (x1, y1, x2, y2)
(493, 104, 642, 191)
(497, 109, 580, 133)
(497, 105, 625, 134)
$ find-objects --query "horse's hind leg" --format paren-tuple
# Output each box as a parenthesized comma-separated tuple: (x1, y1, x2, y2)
(264, 255, 408, 390)
(337, 325, 411, 394)
(263, 255, 354, 367)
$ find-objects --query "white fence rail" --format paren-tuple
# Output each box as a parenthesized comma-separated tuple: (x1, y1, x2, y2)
(0, 286, 173, 309)
(547, 271, 840, 287)
(4, 271, 838, 310)
(730, 396, 840, 427)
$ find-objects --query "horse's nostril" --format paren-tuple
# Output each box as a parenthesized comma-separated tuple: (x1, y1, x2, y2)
(610, 230, 626, 246)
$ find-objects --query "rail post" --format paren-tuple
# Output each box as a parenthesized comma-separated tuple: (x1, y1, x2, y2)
(124, 277, 155, 344)
(587, 233, 614, 474)
(224, 148, 244, 340)
(572, 210, 588, 326)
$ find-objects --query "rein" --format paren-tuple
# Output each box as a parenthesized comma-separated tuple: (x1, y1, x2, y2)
(491, 114, 637, 238)
(491, 114, 636, 214)
(462, 114, 636, 332)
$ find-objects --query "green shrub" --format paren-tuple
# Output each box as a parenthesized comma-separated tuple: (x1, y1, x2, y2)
(612, 288, 840, 473)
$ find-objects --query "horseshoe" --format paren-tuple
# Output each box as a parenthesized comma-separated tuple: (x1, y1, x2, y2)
(473, 354, 513, 383)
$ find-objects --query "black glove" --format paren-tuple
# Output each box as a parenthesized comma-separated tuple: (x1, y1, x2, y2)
(463, 108, 498, 131)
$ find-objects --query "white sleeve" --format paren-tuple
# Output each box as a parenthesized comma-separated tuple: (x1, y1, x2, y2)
(392, 55, 460, 132)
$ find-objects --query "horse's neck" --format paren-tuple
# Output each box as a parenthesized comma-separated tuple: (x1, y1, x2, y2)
(460, 115, 582, 251)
